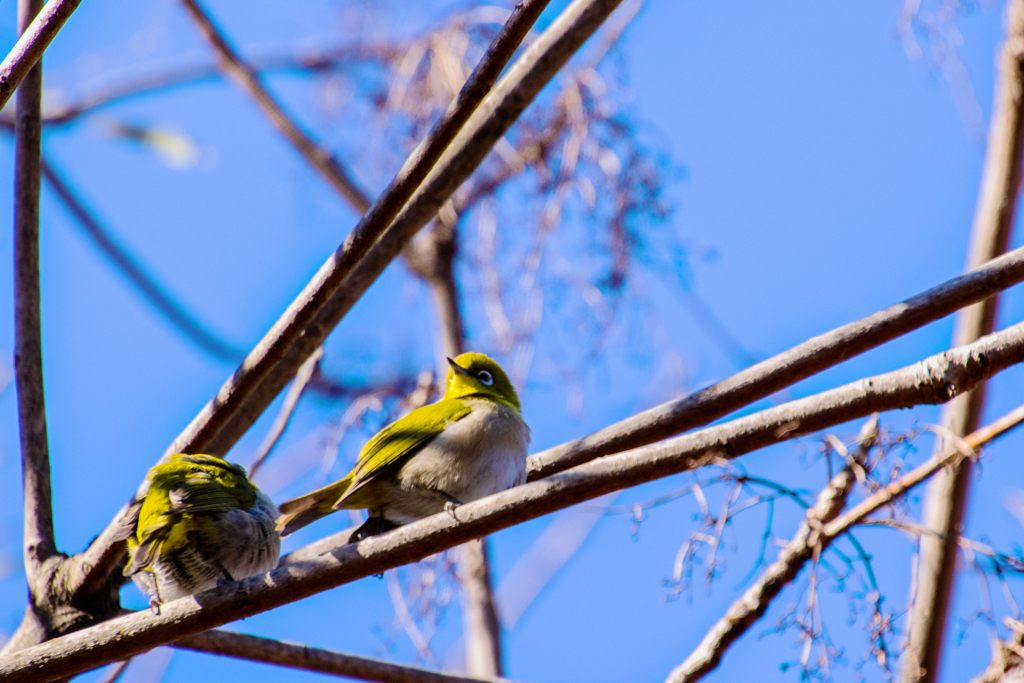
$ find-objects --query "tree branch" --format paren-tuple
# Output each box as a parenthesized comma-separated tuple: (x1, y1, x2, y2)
(177, 0, 372, 213)
(664, 401, 1024, 683)
(0, 43, 402, 130)
(247, 346, 322, 478)
(822, 402, 1024, 538)
(73, 0, 590, 604)
(527, 245, 1024, 480)
(175, 629, 516, 683)
(403, 220, 465, 377)
(663, 419, 877, 683)
(906, 1, 1024, 679)
(164, 0, 565, 459)
(96, 658, 130, 683)
(14, 0, 56, 588)
(166, 0, 625, 465)
(6, 323, 1020, 683)
(404, 192, 506, 676)
(457, 537, 504, 677)
(0, 0, 83, 112)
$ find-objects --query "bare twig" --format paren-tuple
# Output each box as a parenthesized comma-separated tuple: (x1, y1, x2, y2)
(404, 221, 465, 378)
(0, 43, 403, 130)
(14, 0, 56, 588)
(175, 629, 514, 683)
(72, 0, 614, 607)
(663, 420, 878, 683)
(857, 519, 1024, 564)
(39, 156, 244, 362)
(527, 245, 1024, 480)
(385, 568, 439, 665)
(906, 2, 1024, 680)
(177, 0, 372, 213)
(31, 43, 402, 126)
(823, 402, 1024, 537)
(666, 400, 1024, 683)
(0, 0, 83, 111)
(164, 0, 570, 459)
(247, 347, 323, 478)
(6, 323, 1022, 683)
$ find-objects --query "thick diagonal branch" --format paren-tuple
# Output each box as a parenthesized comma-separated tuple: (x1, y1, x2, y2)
(6, 323, 1021, 683)
(527, 245, 1024, 480)
(14, 0, 55, 589)
(72, 0, 604, 604)
(173, 0, 620, 460)
(0, 0, 83, 111)
(905, 3, 1024, 681)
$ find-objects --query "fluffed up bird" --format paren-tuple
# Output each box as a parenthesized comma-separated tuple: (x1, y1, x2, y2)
(277, 352, 530, 541)
(124, 453, 280, 604)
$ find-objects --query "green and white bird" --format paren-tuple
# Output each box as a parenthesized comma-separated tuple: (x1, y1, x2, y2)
(277, 352, 530, 541)
(124, 453, 280, 604)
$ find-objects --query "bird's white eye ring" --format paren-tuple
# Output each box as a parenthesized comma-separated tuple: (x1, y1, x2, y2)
(478, 370, 494, 386)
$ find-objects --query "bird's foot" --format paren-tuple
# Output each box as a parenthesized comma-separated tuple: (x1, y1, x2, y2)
(444, 501, 461, 521)
(348, 516, 400, 544)
(149, 597, 162, 615)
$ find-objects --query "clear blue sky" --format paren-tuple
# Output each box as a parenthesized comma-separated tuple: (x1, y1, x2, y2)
(0, 1, 1021, 682)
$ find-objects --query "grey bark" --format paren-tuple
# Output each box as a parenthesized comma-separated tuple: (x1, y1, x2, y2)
(14, 0, 53, 588)
(904, 2, 1024, 680)
(0, 0, 84, 111)
(527, 246, 1024, 480)
(9, 0, 65, 657)
(5, 323, 1019, 683)
(65, 0, 611, 627)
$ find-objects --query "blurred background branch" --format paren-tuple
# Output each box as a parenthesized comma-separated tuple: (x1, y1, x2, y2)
(906, 1, 1024, 680)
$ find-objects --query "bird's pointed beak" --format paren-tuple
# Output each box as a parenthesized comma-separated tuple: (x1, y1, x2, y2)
(447, 357, 470, 376)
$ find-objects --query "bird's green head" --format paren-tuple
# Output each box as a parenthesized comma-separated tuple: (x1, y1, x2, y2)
(443, 352, 521, 410)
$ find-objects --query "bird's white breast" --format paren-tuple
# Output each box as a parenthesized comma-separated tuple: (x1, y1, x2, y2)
(387, 399, 530, 522)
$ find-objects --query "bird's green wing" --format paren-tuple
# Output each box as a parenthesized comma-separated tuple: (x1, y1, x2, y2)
(144, 454, 257, 517)
(165, 454, 258, 513)
(338, 399, 472, 505)
(126, 454, 257, 575)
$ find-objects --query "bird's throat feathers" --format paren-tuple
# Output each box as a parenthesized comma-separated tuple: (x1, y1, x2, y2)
(447, 391, 522, 415)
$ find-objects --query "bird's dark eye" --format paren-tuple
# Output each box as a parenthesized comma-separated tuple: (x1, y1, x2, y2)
(477, 370, 494, 386)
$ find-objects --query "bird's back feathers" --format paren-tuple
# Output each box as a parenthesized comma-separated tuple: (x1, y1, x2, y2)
(124, 453, 279, 602)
